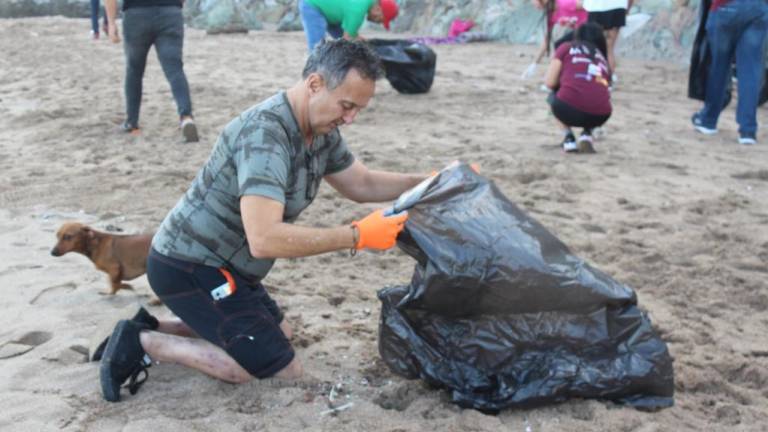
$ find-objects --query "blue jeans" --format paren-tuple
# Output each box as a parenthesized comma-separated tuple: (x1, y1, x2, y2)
(699, 0, 768, 136)
(89, 0, 106, 34)
(123, 6, 193, 127)
(299, 0, 344, 51)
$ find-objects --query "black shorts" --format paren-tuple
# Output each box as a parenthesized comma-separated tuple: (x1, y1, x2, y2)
(146, 248, 294, 378)
(588, 9, 627, 30)
(548, 93, 611, 129)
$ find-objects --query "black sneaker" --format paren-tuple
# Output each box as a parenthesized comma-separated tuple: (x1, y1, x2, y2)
(92, 307, 158, 361)
(99, 320, 152, 402)
(562, 134, 578, 153)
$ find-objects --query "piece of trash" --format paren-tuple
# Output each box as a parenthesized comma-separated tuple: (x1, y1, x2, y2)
(520, 62, 537, 80)
(320, 402, 354, 416)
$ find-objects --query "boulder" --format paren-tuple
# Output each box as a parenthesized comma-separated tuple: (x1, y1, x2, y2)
(0, 0, 89, 18)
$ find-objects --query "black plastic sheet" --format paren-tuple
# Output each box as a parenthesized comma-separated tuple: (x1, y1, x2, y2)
(378, 163, 675, 412)
(368, 39, 436, 94)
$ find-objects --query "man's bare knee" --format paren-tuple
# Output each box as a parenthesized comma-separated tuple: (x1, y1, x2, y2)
(274, 357, 302, 379)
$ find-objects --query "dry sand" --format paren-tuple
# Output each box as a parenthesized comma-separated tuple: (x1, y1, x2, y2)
(1, 17, 767, 431)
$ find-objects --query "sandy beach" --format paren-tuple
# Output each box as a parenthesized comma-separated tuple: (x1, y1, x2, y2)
(0, 17, 767, 431)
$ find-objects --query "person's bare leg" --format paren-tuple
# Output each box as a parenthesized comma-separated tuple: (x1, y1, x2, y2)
(156, 318, 198, 337)
(139, 331, 302, 383)
(605, 28, 619, 73)
(155, 317, 293, 340)
(279, 320, 293, 339)
(534, 33, 548, 64)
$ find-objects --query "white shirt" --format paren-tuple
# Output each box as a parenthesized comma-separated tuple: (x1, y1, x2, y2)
(582, 0, 628, 12)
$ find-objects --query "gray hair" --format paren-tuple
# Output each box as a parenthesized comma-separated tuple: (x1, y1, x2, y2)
(302, 39, 384, 89)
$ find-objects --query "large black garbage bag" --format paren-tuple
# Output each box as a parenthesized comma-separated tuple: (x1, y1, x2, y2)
(378, 163, 674, 412)
(368, 39, 436, 94)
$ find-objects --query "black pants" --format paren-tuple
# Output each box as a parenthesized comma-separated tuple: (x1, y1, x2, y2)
(123, 6, 193, 127)
(548, 93, 611, 130)
(146, 248, 294, 378)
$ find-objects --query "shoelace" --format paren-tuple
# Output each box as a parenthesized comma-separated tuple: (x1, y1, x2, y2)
(125, 358, 152, 396)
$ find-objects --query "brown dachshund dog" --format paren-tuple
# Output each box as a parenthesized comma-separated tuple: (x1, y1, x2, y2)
(51, 222, 154, 296)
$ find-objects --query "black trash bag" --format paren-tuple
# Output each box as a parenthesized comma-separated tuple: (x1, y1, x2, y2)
(368, 39, 436, 94)
(378, 163, 675, 412)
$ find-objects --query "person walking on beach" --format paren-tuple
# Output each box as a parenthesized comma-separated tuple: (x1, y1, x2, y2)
(97, 40, 430, 402)
(89, 0, 108, 40)
(544, 23, 612, 153)
(104, 0, 199, 142)
(520, 0, 588, 79)
(299, 0, 399, 51)
(582, 0, 632, 80)
(691, 0, 768, 145)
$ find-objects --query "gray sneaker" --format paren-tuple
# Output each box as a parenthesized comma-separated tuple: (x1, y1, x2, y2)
(181, 118, 199, 143)
(577, 133, 596, 153)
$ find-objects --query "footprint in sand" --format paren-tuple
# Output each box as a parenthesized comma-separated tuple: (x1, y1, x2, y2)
(731, 169, 768, 181)
(0, 263, 43, 278)
(29, 282, 76, 305)
(0, 331, 52, 359)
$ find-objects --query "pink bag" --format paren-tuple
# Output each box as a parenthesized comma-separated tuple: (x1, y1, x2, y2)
(448, 18, 475, 38)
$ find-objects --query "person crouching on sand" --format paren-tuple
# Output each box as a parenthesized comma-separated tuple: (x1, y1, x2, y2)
(544, 22, 612, 153)
(96, 39, 433, 402)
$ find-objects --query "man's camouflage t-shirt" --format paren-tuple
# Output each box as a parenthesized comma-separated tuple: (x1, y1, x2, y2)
(153, 92, 355, 281)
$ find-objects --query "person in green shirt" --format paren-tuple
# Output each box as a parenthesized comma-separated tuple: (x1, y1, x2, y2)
(299, 0, 399, 51)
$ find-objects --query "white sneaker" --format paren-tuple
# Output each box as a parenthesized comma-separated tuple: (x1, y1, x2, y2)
(738, 135, 757, 145)
(691, 113, 718, 135)
(562, 136, 578, 153)
(577, 134, 596, 153)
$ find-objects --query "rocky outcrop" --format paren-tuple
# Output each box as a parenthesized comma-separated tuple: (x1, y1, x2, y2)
(0, 0, 89, 18)
(183, 0, 303, 33)
(390, 0, 700, 61)
(0, 0, 703, 60)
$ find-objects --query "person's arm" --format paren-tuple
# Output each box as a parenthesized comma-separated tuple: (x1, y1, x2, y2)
(324, 160, 427, 204)
(343, 32, 364, 41)
(341, 3, 368, 38)
(241, 194, 408, 258)
(104, 0, 120, 43)
(544, 57, 562, 90)
(240, 195, 356, 258)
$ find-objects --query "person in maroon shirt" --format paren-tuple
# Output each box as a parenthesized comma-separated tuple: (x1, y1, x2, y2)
(544, 23, 612, 153)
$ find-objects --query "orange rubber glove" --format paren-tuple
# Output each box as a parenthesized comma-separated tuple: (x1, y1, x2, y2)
(430, 163, 479, 177)
(352, 209, 408, 250)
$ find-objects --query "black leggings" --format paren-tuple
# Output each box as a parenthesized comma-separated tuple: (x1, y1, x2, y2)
(548, 93, 611, 130)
